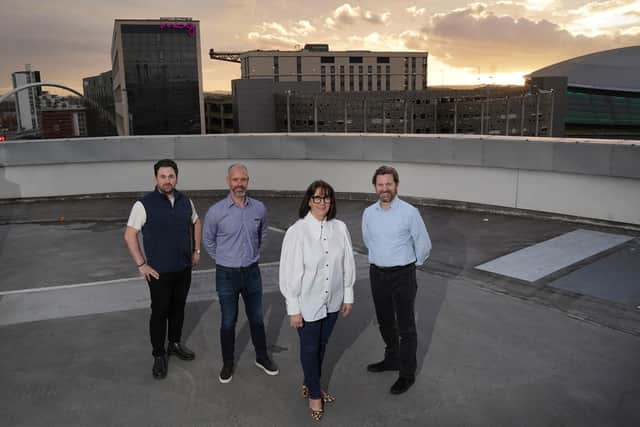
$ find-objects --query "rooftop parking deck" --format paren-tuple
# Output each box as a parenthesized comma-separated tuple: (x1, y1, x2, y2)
(1, 192, 639, 427)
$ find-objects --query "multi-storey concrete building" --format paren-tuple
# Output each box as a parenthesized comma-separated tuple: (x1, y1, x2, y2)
(204, 93, 233, 134)
(239, 44, 427, 93)
(111, 18, 205, 136)
(11, 65, 41, 131)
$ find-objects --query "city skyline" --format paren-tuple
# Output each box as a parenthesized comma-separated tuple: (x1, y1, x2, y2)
(1, 0, 639, 95)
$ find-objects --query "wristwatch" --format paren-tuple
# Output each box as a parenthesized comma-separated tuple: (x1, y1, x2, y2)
(194, 249, 201, 254)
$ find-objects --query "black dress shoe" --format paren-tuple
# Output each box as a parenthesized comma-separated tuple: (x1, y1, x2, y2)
(367, 359, 400, 372)
(168, 342, 195, 361)
(152, 355, 168, 380)
(390, 377, 415, 394)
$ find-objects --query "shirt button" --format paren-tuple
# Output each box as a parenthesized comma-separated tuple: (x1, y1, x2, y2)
(325, 251, 328, 254)
(326, 264, 329, 267)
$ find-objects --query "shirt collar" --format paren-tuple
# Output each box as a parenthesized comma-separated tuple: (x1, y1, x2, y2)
(304, 212, 327, 239)
(226, 192, 250, 208)
(375, 195, 400, 211)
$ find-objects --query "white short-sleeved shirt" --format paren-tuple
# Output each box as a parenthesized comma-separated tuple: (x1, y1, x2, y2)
(279, 213, 356, 321)
(127, 196, 199, 230)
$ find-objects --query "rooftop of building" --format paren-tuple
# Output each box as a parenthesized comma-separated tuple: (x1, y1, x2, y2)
(1, 134, 639, 426)
(241, 43, 427, 56)
(529, 45, 640, 92)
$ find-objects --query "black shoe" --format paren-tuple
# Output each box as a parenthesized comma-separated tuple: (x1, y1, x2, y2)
(168, 342, 195, 361)
(219, 361, 234, 383)
(390, 377, 415, 394)
(152, 355, 168, 380)
(255, 357, 279, 376)
(367, 359, 400, 373)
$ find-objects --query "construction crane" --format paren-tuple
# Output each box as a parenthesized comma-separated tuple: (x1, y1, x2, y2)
(209, 49, 242, 63)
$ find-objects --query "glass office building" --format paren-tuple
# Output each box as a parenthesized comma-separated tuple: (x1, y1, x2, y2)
(111, 19, 205, 136)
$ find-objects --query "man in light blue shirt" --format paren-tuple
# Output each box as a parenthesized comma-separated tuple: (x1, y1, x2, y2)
(362, 165, 431, 395)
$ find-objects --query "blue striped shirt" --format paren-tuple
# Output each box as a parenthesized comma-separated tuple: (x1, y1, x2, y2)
(362, 196, 431, 267)
(202, 193, 267, 267)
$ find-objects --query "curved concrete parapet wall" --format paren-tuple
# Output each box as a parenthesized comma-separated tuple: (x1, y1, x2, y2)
(1, 134, 639, 225)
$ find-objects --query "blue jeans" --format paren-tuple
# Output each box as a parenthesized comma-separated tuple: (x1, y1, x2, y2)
(297, 311, 339, 400)
(215, 263, 268, 362)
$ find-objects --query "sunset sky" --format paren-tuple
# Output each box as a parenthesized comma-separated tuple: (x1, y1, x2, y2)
(1, 0, 639, 95)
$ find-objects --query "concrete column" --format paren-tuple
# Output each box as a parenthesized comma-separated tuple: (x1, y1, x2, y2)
(454, 100, 458, 134)
(363, 99, 367, 133)
(520, 95, 526, 136)
(535, 92, 541, 137)
(505, 97, 510, 136)
(314, 96, 318, 133)
(344, 100, 348, 133)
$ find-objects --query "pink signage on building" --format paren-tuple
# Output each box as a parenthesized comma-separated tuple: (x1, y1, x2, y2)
(159, 22, 196, 37)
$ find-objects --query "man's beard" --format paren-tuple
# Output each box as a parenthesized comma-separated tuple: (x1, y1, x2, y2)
(232, 186, 246, 196)
(159, 184, 175, 194)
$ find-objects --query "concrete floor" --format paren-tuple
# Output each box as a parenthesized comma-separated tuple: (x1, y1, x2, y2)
(1, 194, 639, 426)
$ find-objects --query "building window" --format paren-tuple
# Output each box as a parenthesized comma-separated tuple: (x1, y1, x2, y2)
(412, 74, 416, 90)
(349, 56, 363, 63)
(411, 57, 416, 73)
(358, 65, 363, 91)
(331, 74, 335, 92)
(321, 56, 335, 63)
(340, 65, 345, 91)
(321, 65, 326, 91)
(377, 56, 390, 63)
(297, 56, 302, 82)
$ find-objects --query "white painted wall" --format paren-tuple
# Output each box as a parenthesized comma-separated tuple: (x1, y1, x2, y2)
(2, 159, 639, 225)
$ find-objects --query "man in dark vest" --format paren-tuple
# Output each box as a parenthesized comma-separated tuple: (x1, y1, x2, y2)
(124, 159, 202, 379)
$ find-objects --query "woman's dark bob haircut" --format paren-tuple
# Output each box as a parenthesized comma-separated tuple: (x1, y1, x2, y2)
(298, 180, 337, 220)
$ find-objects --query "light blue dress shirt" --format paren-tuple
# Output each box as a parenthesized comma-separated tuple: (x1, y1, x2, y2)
(362, 196, 432, 267)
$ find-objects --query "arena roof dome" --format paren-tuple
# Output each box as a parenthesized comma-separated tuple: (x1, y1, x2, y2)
(530, 46, 640, 92)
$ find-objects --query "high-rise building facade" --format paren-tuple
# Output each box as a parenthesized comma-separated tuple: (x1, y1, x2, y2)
(239, 44, 428, 93)
(11, 65, 41, 131)
(83, 70, 117, 137)
(111, 18, 205, 136)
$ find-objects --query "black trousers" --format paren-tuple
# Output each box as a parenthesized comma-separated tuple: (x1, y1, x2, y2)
(147, 267, 192, 357)
(370, 263, 417, 379)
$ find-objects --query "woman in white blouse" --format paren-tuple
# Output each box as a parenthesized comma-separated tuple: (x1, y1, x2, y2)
(279, 180, 356, 421)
